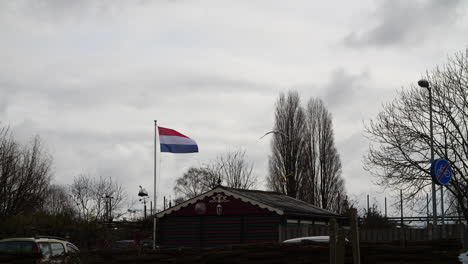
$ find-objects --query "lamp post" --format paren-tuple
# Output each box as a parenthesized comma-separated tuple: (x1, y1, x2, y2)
(418, 79, 437, 240)
(139, 186, 149, 219)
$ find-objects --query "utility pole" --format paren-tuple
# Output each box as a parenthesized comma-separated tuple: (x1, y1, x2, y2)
(426, 193, 430, 228)
(103, 194, 113, 222)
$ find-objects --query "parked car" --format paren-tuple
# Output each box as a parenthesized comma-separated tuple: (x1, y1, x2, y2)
(283, 236, 349, 244)
(459, 251, 468, 264)
(0, 236, 80, 263)
(283, 236, 331, 243)
(112, 240, 138, 249)
(140, 240, 153, 249)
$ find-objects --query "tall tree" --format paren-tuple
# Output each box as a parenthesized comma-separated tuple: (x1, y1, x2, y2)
(0, 126, 52, 219)
(302, 98, 345, 212)
(267, 92, 347, 213)
(365, 50, 468, 222)
(267, 91, 307, 198)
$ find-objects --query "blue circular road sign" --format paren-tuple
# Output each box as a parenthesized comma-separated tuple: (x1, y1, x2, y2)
(430, 159, 452, 185)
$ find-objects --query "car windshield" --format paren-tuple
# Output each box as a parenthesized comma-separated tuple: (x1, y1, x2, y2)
(0, 241, 36, 253)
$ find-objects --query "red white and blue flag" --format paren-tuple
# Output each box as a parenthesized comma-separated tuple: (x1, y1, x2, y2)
(158, 126, 198, 153)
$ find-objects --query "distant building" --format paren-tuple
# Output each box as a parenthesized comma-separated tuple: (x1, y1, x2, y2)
(156, 185, 343, 247)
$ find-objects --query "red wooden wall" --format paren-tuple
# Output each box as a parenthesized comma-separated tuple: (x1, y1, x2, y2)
(158, 192, 281, 247)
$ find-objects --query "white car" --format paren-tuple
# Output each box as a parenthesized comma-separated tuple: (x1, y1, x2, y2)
(283, 236, 331, 243)
(0, 236, 79, 263)
(459, 251, 468, 264)
(283, 236, 349, 244)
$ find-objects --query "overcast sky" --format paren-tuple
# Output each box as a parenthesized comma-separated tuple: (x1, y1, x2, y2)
(1, 0, 467, 216)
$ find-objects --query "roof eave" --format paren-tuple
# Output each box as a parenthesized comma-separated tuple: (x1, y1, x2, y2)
(156, 187, 284, 218)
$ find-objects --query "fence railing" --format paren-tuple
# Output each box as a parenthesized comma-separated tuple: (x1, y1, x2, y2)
(285, 223, 467, 243)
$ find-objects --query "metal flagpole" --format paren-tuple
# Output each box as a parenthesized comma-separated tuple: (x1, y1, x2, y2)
(153, 120, 157, 250)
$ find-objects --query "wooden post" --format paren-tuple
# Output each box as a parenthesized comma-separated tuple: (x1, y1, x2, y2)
(144, 199, 147, 219)
(463, 224, 468, 251)
(367, 195, 370, 215)
(329, 218, 337, 264)
(336, 228, 345, 264)
(384, 197, 387, 218)
(350, 208, 360, 264)
(400, 190, 405, 248)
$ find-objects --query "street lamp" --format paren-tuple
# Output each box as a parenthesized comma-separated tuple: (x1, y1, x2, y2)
(418, 79, 437, 239)
(139, 186, 149, 219)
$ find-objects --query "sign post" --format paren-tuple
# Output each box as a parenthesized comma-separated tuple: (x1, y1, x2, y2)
(430, 159, 452, 239)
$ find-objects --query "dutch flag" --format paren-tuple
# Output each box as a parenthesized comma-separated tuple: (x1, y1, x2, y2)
(158, 126, 198, 153)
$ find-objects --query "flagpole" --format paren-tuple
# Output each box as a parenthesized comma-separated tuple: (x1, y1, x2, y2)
(153, 120, 157, 250)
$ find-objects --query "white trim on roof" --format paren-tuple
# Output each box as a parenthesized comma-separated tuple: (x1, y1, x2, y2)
(156, 187, 284, 218)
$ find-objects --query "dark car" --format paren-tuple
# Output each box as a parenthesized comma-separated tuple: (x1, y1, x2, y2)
(0, 236, 79, 263)
(112, 240, 138, 249)
(140, 240, 154, 249)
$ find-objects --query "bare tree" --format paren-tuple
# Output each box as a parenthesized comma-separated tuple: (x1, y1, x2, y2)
(93, 176, 127, 221)
(69, 174, 127, 221)
(267, 92, 347, 213)
(365, 49, 468, 222)
(70, 174, 93, 221)
(267, 90, 307, 198)
(174, 149, 257, 200)
(301, 98, 346, 212)
(0, 126, 52, 218)
(173, 167, 218, 200)
(214, 149, 257, 190)
(43, 184, 75, 216)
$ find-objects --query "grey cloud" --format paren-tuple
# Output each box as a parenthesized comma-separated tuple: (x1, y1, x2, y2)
(337, 130, 367, 166)
(344, 0, 462, 47)
(2, 0, 133, 23)
(42, 130, 149, 145)
(322, 68, 370, 109)
(0, 97, 7, 115)
(29, 125, 154, 189)
(1, 70, 272, 112)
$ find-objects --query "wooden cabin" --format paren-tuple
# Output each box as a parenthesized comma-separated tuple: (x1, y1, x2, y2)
(156, 186, 341, 247)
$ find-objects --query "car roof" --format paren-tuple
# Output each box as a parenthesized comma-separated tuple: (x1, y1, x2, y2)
(0, 237, 67, 243)
(0, 238, 37, 242)
(283, 236, 330, 243)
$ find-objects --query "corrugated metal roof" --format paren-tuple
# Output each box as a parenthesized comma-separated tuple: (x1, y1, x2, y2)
(157, 185, 340, 218)
(221, 186, 339, 218)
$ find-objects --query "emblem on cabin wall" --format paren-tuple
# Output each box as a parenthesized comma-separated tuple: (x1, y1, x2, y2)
(194, 202, 207, 215)
(209, 193, 230, 204)
(209, 193, 230, 215)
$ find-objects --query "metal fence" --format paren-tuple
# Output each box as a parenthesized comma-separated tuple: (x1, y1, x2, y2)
(285, 223, 467, 243)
